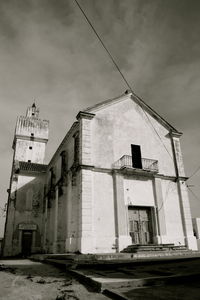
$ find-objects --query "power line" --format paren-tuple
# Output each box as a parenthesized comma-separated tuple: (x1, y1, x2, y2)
(188, 165, 200, 181)
(158, 181, 172, 211)
(187, 186, 200, 203)
(141, 110, 173, 159)
(73, 0, 173, 161)
(73, 0, 133, 91)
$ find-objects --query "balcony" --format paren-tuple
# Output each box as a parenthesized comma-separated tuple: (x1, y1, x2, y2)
(114, 155, 159, 173)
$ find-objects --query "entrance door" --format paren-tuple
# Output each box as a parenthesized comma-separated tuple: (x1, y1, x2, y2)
(128, 207, 152, 244)
(21, 231, 32, 257)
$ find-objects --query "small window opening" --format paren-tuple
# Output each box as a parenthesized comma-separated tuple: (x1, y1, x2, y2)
(29, 146, 32, 150)
(31, 133, 34, 137)
(32, 113, 35, 116)
(28, 160, 31, 163)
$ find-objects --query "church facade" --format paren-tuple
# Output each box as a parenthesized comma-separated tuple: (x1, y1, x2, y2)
(3, 91, 197, 256)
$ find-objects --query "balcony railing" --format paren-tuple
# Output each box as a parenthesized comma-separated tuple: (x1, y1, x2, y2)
(114, 155, 159, 173)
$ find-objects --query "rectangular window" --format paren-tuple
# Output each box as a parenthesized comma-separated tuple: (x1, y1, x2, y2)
(50, 167, 55, 188)
(73, 133, 79, 164)
(60, 150, 67, 179)
(29, 146, 32, 150)
(131, 144, 142, 169)
(48, 167, 56, 198)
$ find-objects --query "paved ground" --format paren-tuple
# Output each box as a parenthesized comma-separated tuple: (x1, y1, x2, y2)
(0, 259, 109, 300)
(118, 282, 200, 300)
(1, 258, 200, 299)
(72, 257, 200, 299)
(75, 257, 200, 279)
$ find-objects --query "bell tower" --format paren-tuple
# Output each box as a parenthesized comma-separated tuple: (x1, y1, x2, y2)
(3, 103, 49, 256)
(13, 103, 49, 164)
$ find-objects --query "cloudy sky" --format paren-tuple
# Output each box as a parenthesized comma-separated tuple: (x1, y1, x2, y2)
(0, 0, 200, 236)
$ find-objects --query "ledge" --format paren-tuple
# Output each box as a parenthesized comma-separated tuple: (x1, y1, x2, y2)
(76, 111, 95, 120)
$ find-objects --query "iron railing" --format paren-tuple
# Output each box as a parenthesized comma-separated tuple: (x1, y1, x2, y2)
(114, 155, 159, 172)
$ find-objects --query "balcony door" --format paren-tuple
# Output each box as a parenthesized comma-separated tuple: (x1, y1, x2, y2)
(128, 206, 153, 245)
(131, 144, 142, 169)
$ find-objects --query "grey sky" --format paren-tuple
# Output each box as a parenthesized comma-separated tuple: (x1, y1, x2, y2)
(0, 0, 200, 236)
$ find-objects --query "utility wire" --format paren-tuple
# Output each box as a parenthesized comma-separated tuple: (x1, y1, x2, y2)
(187, 186, 200, 203)
(141, 110, 173, 159)
(74, 0, 132, 91)
(188, 166, 200, 181)
(158, 182, 178, 211)
(75, 0, 200, 189)
(74, 0, 173, 160)
(158, 181, 171, 211)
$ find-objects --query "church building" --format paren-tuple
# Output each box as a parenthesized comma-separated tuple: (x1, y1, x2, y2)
(3, 91, 197, 256)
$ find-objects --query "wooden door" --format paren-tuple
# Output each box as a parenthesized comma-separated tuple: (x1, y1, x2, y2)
(128, 207, 152, 244)
(21, 231, 32, 257)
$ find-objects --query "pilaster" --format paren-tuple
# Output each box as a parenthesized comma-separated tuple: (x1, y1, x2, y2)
(170, 131, 197, 250)
(113, 171, 132, 252)
(170, 133, 185, 177)
(153, 178, 167, 244)
(42, 193, 48, 252)
(52, 187, 59, 253)
(78, 169, 94, 253)
(76, 111, 95, 166)
(177, 180, 197, 250)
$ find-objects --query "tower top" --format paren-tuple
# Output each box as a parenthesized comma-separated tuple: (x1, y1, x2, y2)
(13, 103, 49, 153)
(26, 102, 39, 118)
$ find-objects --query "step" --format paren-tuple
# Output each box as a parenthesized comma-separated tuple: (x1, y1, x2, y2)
(122, 244, 188, 253)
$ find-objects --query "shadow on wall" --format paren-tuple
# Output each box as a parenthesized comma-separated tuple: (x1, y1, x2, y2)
(3, 173, 46, 257)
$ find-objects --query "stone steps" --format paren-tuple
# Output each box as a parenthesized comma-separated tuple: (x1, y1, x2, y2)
(121, 244, 189, 253)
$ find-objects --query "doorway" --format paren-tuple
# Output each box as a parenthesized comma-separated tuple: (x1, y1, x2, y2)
(128, 206, 153, 244)
(21, 230, 32, 257)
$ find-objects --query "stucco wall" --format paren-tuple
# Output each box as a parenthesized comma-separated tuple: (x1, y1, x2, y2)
(91, 97, 175, 177)
(45, 124, 80, 253)
(93, 172, 116, 253)
(124, 176, 155, 207)
(160, 180, 184, 245)
(15, 139, 46, 164)
(4, 174, 45, 256)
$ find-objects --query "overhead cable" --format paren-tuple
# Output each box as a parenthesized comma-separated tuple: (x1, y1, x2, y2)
(74, 0, 173, 160)
(187, 186, 200, 203)
(73, 0, 133, 91)
(188, 166, 200, 181)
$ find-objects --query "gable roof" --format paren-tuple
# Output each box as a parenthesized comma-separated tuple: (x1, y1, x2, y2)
(84, 90, 181, 134)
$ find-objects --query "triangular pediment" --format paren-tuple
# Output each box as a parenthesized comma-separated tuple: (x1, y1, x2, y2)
(84, 91, 181, 135)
